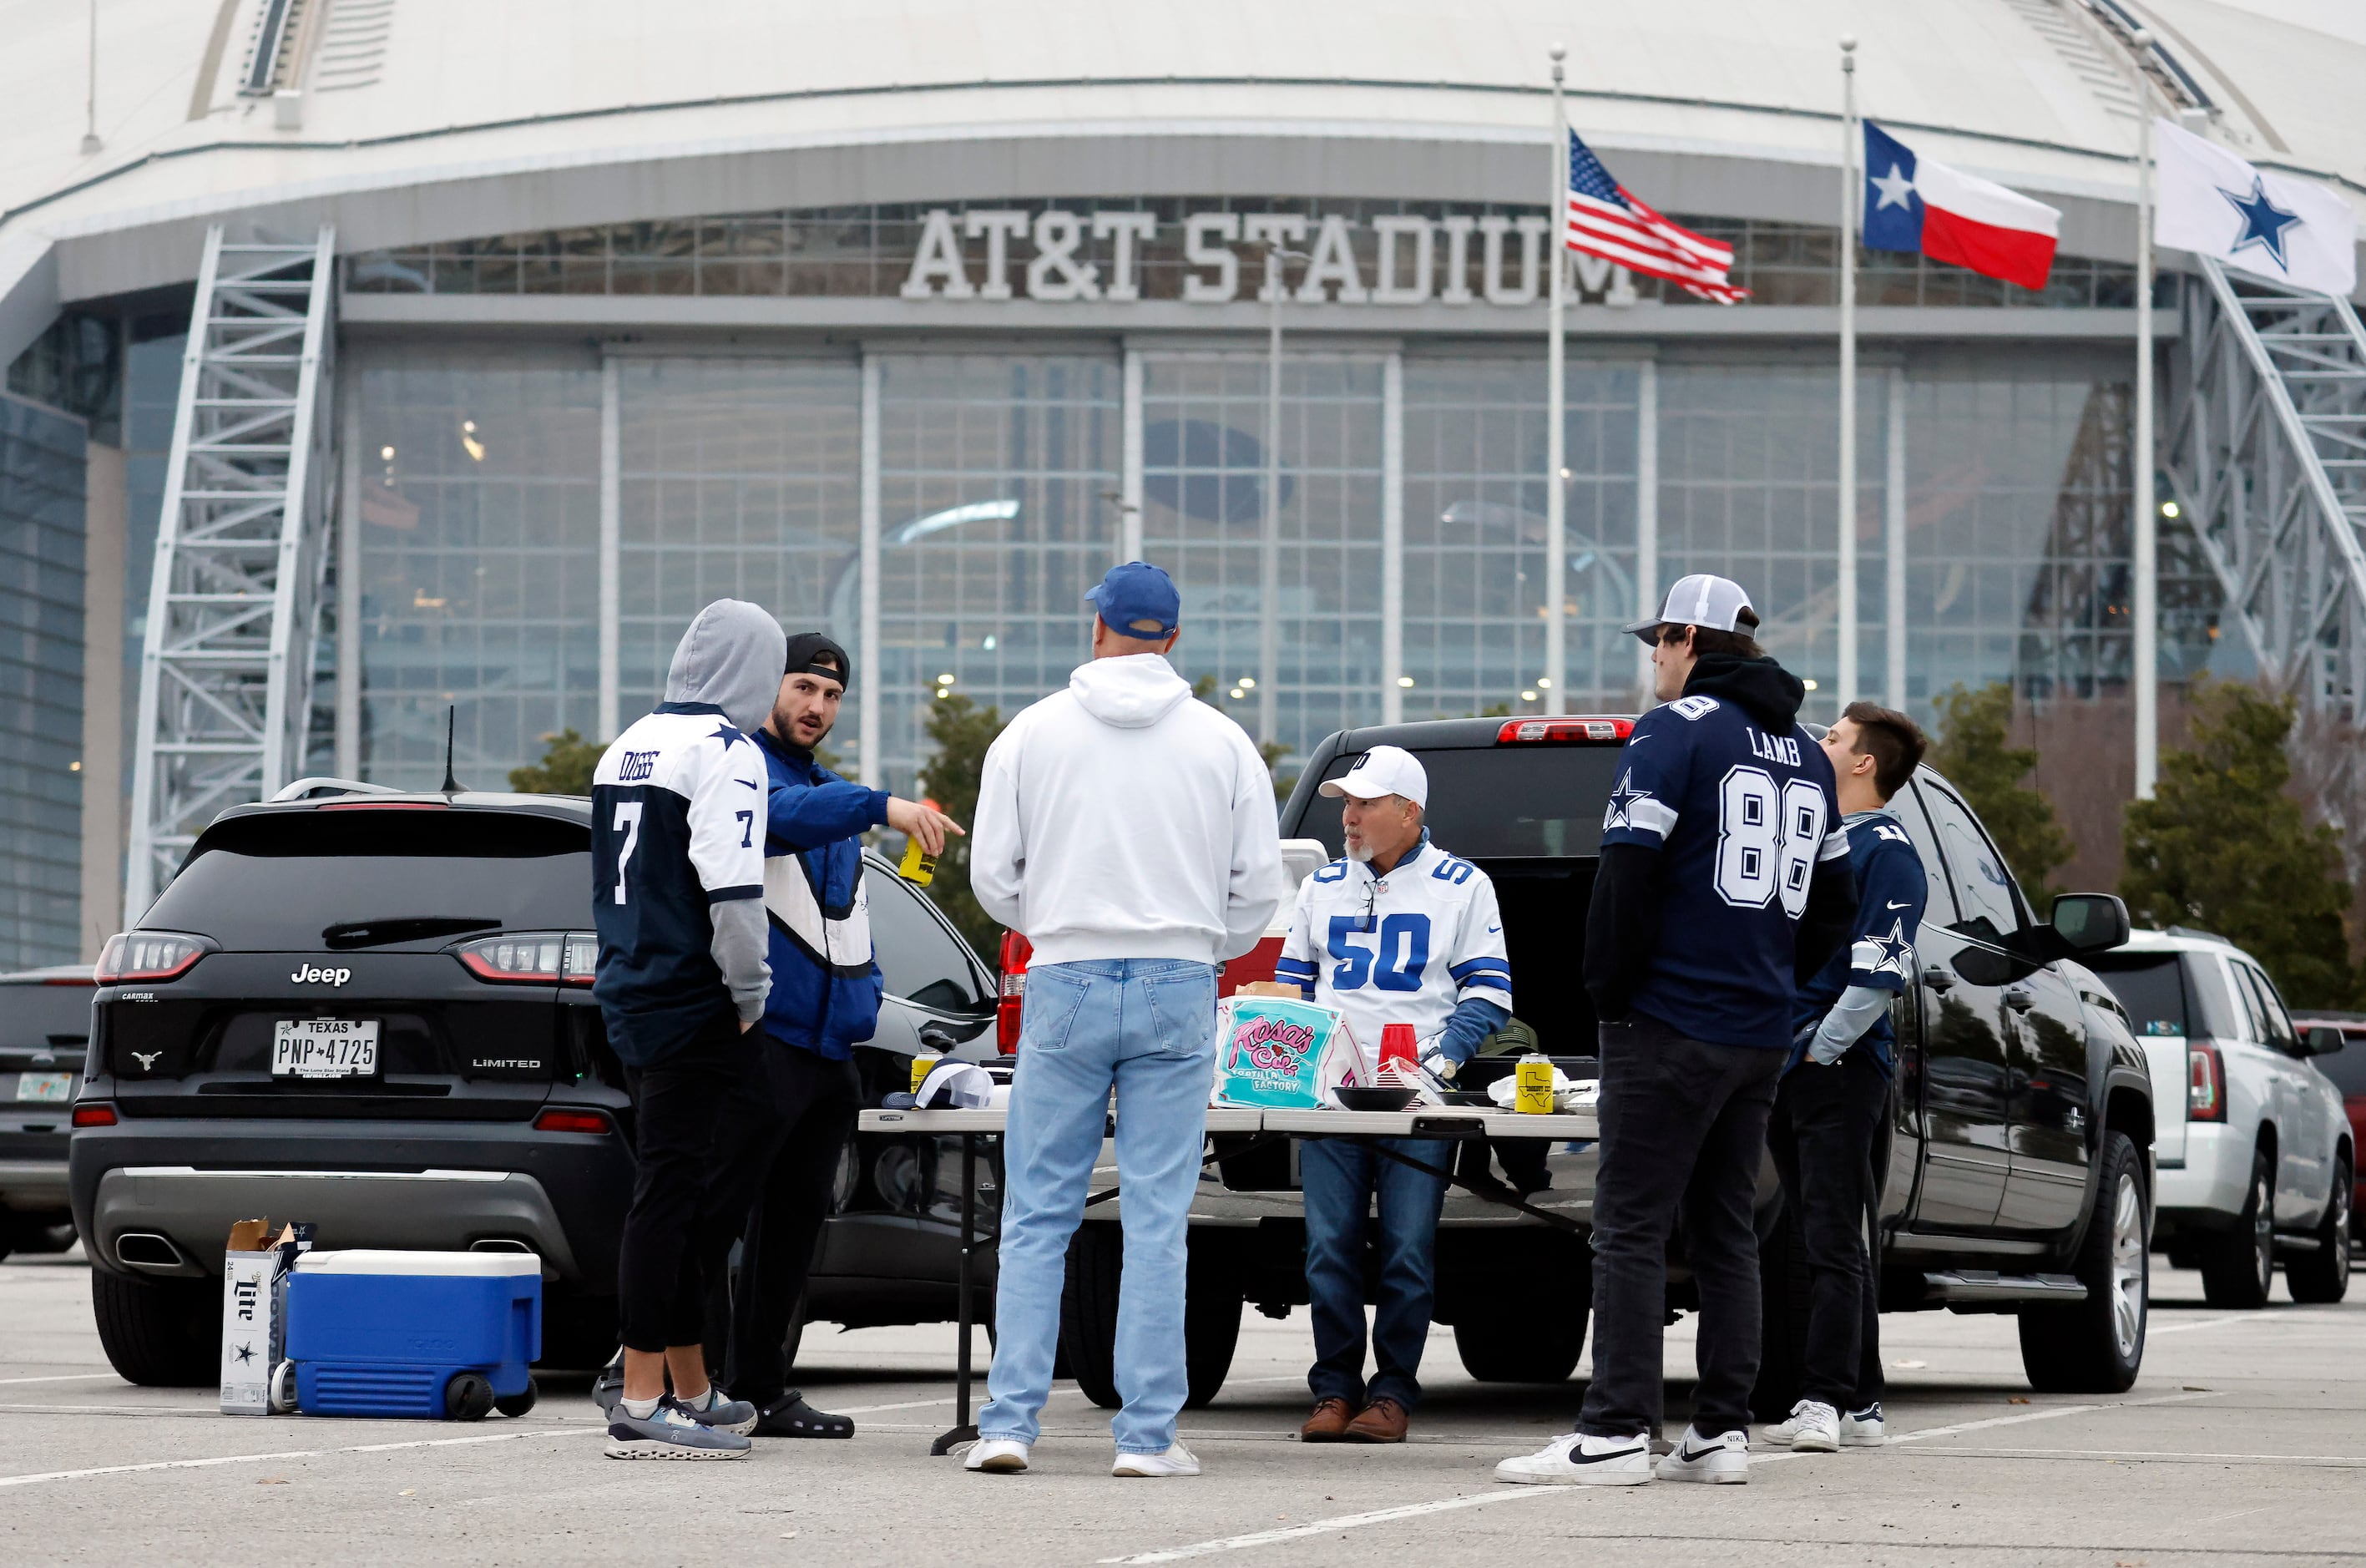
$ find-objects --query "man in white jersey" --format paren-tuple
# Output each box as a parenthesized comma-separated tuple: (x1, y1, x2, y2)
(1275, 745, 1512, 1444)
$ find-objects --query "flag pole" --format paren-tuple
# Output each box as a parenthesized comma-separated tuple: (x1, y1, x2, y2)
(1545, 43, 1569, 717)
(1837, 35, 1859, 711)
(2131, 33, 2158, 800)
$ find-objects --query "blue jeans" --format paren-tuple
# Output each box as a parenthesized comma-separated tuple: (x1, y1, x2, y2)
(1300, 1136, 1449, 1410)
(981, 959, 1217, 1454)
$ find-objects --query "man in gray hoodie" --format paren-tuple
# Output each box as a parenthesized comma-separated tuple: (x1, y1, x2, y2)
(589, 599, 782, 1460)
(964, 562, 1286, 1479)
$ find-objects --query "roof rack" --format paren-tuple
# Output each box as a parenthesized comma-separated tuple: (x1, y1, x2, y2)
(268, 776, 405, 802)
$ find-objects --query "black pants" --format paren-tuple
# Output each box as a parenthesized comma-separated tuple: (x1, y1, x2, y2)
(695, 1044, 862, 1407)
(616, 1010, 755, 1353)
(1768, 1046, 1888, 1411)
(1578, 1012, 1782, 1440)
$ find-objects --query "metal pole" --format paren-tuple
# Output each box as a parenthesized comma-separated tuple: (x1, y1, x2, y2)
(860, 354, 882, 786)
(1260, 255, 1282, 746)
(2132, 44, 2159, 799)
(336, 382, 362, 777)
(597, 356, 620, 742)
(1382, 352, 1404, 724)
(1544, 44, 1569, 717)
(1837, 35, 1859, 711)
(82, 0, 101, 154)
(1886, 366, 1908, 711)
(1634, 358, 1659, 701)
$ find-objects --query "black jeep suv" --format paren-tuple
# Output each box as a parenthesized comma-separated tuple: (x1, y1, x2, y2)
(71, 787, 1000, 1385)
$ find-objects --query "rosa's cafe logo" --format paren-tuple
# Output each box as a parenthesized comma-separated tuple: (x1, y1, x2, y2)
(1233, 1016, 1316, 1073)
(291, 964, 352, 986)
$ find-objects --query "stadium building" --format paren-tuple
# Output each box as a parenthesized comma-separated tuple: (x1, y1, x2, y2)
(3, 0, 2363, 965)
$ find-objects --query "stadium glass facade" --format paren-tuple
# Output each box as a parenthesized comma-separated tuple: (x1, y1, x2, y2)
(0, 394, 87, 965)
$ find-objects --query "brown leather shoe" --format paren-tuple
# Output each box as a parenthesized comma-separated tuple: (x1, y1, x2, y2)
(1299, 1397, 1356, 1442)
(1343, 1396, 1410, 1443)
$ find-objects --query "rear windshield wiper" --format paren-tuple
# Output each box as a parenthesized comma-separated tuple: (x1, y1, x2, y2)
(321, 917, 500, 950)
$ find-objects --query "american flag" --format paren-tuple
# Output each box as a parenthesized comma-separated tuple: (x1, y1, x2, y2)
(1563, 130, 1748, 304)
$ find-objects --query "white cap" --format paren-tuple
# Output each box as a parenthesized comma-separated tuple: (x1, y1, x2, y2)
(1621, 573, 1755, 645)
(1319, 744, 1428, 809)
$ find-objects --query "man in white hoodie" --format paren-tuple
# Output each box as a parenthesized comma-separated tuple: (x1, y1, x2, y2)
(965, 561, 1286, 1479)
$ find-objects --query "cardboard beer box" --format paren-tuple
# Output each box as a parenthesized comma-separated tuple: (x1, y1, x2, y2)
(1211, 995, 1368, 1109)
(220, 1219, 311, 1415)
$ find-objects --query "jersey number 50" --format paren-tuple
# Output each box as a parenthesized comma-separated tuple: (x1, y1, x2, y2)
(1714, 766, 1825, 918)
(1327, 913, 1431, 993)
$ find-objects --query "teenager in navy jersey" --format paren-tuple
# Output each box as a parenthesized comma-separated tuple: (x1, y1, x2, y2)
(1496, 574, 1856, 1488)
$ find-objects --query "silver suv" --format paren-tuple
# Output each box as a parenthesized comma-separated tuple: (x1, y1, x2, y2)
(2086, 928, 2352, 1306)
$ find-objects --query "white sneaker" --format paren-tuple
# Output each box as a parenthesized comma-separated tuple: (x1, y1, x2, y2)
(1840, 1404, 1886, 1446)
(1656, 1426, 1749, 1484)
(1762, 1399, 1839, 1452)
(1113, 1441, 1200, 1478)
(1494, 1431, 1653, 1486)
(963, 1437, 1031, 1474)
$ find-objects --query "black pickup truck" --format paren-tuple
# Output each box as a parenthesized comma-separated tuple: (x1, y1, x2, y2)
(1095, 714, 2156, 1414)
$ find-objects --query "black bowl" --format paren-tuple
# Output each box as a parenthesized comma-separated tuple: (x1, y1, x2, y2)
(1335, 1086, 1420, 1112)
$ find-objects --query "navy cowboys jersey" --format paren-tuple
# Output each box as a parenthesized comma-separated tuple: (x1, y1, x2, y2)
(1600, 692, 1848, 1047)
(1792, 807, 1929, 1075)
(1274, 835, 1511, 1061)
(591, 701, 767, 1063)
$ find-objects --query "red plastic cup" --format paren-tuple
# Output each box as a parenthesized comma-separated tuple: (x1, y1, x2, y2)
(1379, 1024, 1418, 1068)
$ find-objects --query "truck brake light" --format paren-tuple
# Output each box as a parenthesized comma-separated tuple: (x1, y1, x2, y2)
(1497, 717, 1634, 744)
(997, 931, 1033, 1055)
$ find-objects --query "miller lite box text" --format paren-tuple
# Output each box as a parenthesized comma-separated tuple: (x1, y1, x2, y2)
(220, 1218, 311, 1414)
(1211, 996, 1368, 1110)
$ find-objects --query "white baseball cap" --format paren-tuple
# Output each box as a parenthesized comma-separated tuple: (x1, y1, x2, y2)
(1621, 573, 1756, 645)
(1319, 744, 1428, 809)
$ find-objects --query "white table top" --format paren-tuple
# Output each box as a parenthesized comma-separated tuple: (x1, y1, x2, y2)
(857, 1105, 1597, 1140)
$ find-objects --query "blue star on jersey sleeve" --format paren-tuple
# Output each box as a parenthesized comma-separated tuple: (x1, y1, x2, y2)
(1846, 825, 1928, 994)
(1600, 711, 1687, 849)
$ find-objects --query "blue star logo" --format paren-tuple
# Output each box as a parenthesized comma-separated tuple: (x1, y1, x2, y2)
(1603, 771, 1656, 833)
(232, 1341, 256, 1365)
(1862, 918, 1913, 979)
(708, 722, 747, 751)
(2218, 175, 2303, 272)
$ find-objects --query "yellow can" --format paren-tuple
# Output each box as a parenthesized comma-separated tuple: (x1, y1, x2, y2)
(1514, 1052, 1555, 1115)
(898, 836, 937, 886)
(909, 1054, 942, 1095)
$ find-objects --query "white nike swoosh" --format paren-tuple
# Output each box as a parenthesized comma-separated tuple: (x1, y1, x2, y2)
(1886, 900, 1911, 909)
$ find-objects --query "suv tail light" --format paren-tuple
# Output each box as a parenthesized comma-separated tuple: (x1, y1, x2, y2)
(454, 932, 598, 986)
(533, 1108, 612, 1135)
(2187, 1040, 2225, 1121)
(1496, 716, 1634, 744)
(72, 1104, 117, 1128)
(95, 931, 214, 984)
(997, 931, 1033, 1055)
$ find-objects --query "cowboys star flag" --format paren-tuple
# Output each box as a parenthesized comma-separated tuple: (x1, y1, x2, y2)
(1562, 130, 1747, 302)
(2153, 117, 2357, 297)
(1860, 123, 2060, 291)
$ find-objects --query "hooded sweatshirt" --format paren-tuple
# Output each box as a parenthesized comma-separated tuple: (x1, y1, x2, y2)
(971, 653, 1287, 968)
(589, 599, 784, 1064)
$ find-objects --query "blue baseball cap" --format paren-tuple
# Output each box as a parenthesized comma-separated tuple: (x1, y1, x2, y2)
(1085, 561, 1181, 640)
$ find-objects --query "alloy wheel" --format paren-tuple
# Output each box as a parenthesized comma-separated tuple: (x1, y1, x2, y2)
(2111, 1171, 2146, 1360)
(2252, 1166, 2275, 1297)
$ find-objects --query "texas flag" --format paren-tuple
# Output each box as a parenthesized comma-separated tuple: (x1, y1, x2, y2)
(1861, 123, 2061, 291)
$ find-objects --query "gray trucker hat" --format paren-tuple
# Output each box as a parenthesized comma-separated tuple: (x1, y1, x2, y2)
(1621, 573, 1755, 645)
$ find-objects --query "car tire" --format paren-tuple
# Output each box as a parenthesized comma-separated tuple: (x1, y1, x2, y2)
(1453, 1284, 1589, 1384)
(2283, 1155, 2353, 1304)
(2198, 1148, 2275, 1309)
(1749, 1196, 1814, 1422)
(2018, 1130, 2147, 1394)
(90, 1267, 217, 1388)
(1059, 1223, 1241, 1410)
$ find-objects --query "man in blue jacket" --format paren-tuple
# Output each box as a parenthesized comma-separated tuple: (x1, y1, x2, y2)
(701, 631, 963, 1439)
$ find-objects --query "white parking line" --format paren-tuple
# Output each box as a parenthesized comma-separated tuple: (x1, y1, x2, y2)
(0, 1372, 128, 1387)
(0, 1426, 604, 1490)
(1098, 1389, 2227, 1565)
(2149, 1309, 2353, 1335)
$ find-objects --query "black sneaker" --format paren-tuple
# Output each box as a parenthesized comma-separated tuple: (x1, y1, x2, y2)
(752, 1391, 855, 1439)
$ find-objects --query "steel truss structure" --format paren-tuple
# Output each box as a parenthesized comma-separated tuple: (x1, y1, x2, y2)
(125, 226, 337, 914)
(2163, 260, 2366, 769)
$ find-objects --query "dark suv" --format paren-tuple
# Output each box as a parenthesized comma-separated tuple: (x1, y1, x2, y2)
(70, 787, 1000, 1385)
(0, 965, 95, 1257)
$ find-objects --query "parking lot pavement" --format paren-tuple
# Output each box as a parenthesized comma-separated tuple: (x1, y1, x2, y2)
(3, 1251, 2362, 1567)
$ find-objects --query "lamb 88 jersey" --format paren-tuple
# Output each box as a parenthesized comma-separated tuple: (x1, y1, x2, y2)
(1600, 693, 1848, 1048)
(589, 701, 767, 1064)
(1273, 835, 1511, 1061)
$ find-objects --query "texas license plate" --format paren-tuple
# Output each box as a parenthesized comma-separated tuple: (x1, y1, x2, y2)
(14, 1073, 73, 1103)
(271, 1019, 380, 1079)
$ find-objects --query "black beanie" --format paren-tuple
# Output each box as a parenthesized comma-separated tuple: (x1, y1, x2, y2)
(784, 631, 852, 693)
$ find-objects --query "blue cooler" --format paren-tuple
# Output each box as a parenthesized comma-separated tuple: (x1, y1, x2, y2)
(284, 1250, 541, 1419)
